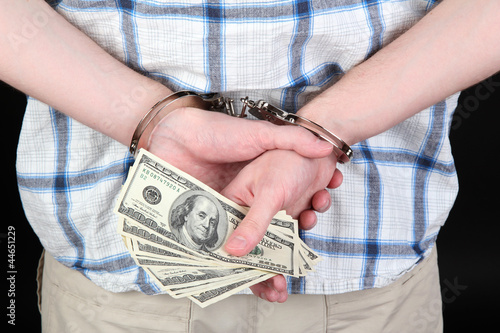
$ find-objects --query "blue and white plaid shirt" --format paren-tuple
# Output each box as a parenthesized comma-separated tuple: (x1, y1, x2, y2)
(17, 0, 458, 295)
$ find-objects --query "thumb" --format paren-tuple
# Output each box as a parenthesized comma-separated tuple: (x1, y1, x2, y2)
(224, 194, 281, 257)
(261, 124, 334, 159)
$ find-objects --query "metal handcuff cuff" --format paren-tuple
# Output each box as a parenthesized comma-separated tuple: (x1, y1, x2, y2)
(130, 91, 353, 163)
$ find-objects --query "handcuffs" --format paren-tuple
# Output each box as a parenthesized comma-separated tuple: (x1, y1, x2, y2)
(130, 91, 353, 163)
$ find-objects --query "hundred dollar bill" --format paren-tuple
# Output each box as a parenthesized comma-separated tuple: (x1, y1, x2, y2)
(144, 264, 259, 291)
(187, 272, 276, 307)
(115, 149, 300, 276)
(115, 149, 322, 307)
(169, 269, 271, 300)
(127, 237, 219, 267)
(121, 214, 316, 276)
(118, 217, 210, 262)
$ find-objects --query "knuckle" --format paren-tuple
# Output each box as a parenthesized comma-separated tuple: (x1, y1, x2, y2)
(242, 216, 267, 238)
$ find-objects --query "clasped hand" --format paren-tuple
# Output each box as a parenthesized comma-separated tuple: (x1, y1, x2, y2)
(146, 106, 342, 303)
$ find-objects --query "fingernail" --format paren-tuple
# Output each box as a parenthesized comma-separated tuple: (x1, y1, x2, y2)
(226, 235, 247, 251)
(316, 139, 333, 151)
(319, 197, 331, 212)
(260, 292, 268, 301)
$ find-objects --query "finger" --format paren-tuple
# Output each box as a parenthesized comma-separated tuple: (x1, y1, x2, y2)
(327, 168, 343, 189)
(250, 280, 278, 302)
(298, 209, 317, 230)
(250, 275, 288, 303)
(224, 193, 281, 256)
(257, 124, 334, 159)
(311, 189, 331, 213)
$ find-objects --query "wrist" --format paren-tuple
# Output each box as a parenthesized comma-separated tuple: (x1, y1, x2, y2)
(241, 98, 352, 163)
(129, 91, 230, 156)
(297, 94, 359, 147)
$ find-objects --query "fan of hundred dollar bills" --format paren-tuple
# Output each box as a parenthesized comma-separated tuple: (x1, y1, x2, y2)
(114, 149, 321, 307)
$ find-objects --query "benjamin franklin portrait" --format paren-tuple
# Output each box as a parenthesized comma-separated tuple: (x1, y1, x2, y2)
(169, 191, 227, 252)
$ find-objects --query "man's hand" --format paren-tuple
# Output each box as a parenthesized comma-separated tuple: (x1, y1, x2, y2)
(219, 149, 339, 302)
(147, 107, 342, 303)
(249, 274, 289, 303)
(220, 149, 338, 256)
(147, 106, 334, 191)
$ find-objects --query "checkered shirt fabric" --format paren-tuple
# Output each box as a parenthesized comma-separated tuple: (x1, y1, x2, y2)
(16, 0, 458, 295)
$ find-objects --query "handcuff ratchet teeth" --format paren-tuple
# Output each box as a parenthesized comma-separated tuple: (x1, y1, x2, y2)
(130, 91, 352, 163)
(238, 97, 353, 163)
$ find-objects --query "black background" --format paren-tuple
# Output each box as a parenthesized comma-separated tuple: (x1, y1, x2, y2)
(1, 74, 499, 332)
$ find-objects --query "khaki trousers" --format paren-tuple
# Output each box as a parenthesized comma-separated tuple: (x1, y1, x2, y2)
(38, 249, 442, 333)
